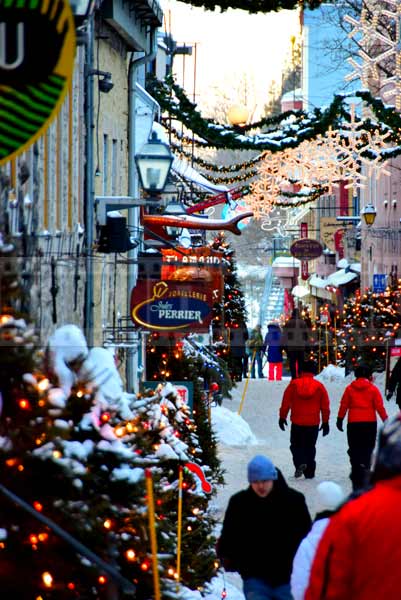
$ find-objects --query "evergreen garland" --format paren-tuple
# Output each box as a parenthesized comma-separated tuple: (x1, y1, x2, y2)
(176, 0, 322, 15)
(148, 76, 401, 155)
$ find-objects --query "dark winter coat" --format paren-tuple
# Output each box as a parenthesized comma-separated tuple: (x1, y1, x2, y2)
(247, 326, 264, 352)
(230, 324, 249, 358)
(282, 316, 310, 353)
(217, 469, 311, 586)
(387, 356, 401, 408)
(262, 324, 283, 363)
(338, 378, 387, 423)
(305, 474, 401, 600)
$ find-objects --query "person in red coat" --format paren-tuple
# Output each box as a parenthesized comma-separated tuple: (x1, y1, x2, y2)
(305, 412, 401, 600)
(336, 364, 388, 490)
(279, 361, 330, 479)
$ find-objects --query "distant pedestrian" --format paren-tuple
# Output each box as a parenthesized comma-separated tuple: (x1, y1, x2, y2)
(291, 481, 345, 600)
(217, 454, 312, 600)
(279, 360, 330, 479)
(386, 354, 401, 408)
(282, 308, 311, 379)
(337, 364, 388, 490)
(246, 324, 264, 378)
(305, 413, 401, 600)
(262, 322, 283, 381)
(229, 321, 249, 382)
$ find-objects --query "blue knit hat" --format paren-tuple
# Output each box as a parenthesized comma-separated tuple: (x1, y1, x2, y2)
(247, 455, 278, 482)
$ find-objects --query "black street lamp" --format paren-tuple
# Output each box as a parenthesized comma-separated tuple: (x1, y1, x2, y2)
(135, 132, 173, 195)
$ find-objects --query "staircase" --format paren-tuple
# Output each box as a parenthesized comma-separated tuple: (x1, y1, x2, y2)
(260, 267, 284, 326)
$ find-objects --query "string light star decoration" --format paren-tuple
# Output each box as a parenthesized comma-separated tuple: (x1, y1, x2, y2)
(244, 104, 392, 216)
(344, 0, 401, 110)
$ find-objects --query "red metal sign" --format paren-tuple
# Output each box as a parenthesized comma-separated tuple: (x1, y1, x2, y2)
(161, 247, 224, 302)
(130, 280, 214, 333)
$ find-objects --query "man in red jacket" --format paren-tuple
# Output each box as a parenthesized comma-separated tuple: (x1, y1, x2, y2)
(336, 364, 388, 490)
(305, 412, 401, 600)
(279, 361, 330, 479)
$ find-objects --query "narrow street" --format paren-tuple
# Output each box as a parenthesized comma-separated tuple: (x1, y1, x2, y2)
(213, 371, 398, 520)
(211, 372, 399, 596)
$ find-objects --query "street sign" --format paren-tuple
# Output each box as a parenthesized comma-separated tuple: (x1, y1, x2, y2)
(373, 274, 387, 293)
(143, 381, 194, 411)
(290, 238, 323, 261)
(0, 0, 76, 164)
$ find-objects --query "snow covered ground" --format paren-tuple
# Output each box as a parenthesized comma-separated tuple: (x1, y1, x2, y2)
(195, 365, 399, 600)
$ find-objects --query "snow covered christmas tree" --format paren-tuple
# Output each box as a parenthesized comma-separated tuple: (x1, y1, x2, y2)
(208, 233, 248, 381)
(338, 285, 401, 373)
(0, 228, 223, 599)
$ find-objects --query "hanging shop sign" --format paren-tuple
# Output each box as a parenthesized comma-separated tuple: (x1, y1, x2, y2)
(0, 0, 76, 165)
(290, 238, 323, 261)
(161, 247, 224, 302)
(320, 217, 344, 253)
(131, 280, 213, 333)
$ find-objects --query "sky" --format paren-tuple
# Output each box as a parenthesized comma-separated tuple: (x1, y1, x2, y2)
(162, 0, 301, 120)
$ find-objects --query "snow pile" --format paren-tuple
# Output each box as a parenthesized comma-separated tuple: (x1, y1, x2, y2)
(316, 364, 345, 383)
(212, 405, 258, 446)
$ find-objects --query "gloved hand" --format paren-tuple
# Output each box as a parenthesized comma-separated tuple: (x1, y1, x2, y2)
(386, 391, 393, 401)
(279, 418, 287, 431)
(320, 422, 330, 436)
(336, 417, 344, 432)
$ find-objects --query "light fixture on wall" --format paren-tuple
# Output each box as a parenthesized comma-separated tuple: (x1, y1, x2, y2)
(163, 200, 187, 239)
(135, 132, 173, 195)
(392, 199, 397, 208)
(361, 204, 377, 226)
(87, 70, 114, 93)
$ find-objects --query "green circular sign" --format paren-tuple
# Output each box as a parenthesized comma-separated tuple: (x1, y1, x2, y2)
(0, 0, 76, 165)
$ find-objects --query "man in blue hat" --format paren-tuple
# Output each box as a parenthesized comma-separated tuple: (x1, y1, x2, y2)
(217, 455, 311, 600)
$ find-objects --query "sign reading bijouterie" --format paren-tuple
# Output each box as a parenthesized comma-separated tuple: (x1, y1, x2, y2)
(290, 238, 323, 261)
(131, 281, 213, 332)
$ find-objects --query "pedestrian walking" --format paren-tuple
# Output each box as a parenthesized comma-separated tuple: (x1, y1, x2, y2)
(279, 360, 330, 479)
(290, 481, 345, 600)
(262, 322, 283, 381)
(246, 324, 264, 378)
(305, 413, 401, 600)
(217, 454, 312, 600)
(336, 364, 388, 490)
(281, 308, 311, 379)
(386, 354, 401, 408)
(229, 321, 249, 382)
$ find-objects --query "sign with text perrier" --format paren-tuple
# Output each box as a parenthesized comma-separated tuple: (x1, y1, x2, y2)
(0, 0, 76, 165)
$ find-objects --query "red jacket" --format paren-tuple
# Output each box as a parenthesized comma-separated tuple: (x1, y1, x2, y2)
(305, 475, 401, 600)
(337, 378, 387, 423)
(279, 373, 330, 426)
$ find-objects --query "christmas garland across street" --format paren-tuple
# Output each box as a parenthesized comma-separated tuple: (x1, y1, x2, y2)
(148, 76, 401, 157)
(176, 0, 322, 14)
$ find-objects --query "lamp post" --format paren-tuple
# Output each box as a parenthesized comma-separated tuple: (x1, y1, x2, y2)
(361, 204, 377, 226)
(135, 132, 174, 195)
(163, 200, 187, 239)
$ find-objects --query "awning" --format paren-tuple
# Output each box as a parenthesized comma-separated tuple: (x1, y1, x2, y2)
(292, 285, 310, 298)
(327, 269, 357, 286)
(309, 274, 327, 289)
(309, 269, 358, 292)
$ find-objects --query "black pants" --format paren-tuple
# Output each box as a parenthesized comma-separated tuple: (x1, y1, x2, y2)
(347, 421, 377, 490)
(290, 424, 319, 477)
(287, 350, 304, 379)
